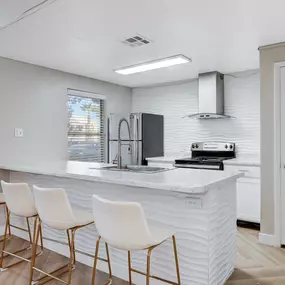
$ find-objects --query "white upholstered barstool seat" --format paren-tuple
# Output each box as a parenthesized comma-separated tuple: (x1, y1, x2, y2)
(0, 181, 43, 270)
(29, 186, 94, 285)
(91, 195, 181, 285)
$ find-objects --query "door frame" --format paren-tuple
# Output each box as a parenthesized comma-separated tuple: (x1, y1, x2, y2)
(274, 61, 285, 245)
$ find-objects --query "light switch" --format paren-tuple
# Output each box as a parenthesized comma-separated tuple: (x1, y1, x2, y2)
(14, 128, 24, 137)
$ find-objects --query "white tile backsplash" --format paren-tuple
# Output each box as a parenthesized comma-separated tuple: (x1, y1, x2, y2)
(132, 70, 260, 157)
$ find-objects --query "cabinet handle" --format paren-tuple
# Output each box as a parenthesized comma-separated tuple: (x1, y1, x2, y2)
(239, 169, 249, 172)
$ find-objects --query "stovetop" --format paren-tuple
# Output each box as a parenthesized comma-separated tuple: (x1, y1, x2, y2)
(178, 156, 232, 162)
(174, 142, 236, 171)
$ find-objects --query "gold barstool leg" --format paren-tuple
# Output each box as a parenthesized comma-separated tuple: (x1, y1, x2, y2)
(30, 222, 94, 285)
(172, 235, 181, 285)
(7, 206, 11, 237)
(128, 251, 132, 285)
(67, 229, 76, 284)
(146, 247, 154, 285)
(0, 211, 41, 271)
(91, 236, 113, 285)
(29, 217, 40, 285)
(0, 209, 10, 269)
(127, 235, 181, 285)
(91, 236, 101, 285)
(105, 242, 112, 280)
(26, 217, 33, 244)
(39, 221, 44, 251)
(30, 220, 70, 285)
(0, 205, 11, 243)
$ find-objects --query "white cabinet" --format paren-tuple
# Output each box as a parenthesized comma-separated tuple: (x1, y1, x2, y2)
(236, 177, 260, 223)
(224, 164, 260, 223)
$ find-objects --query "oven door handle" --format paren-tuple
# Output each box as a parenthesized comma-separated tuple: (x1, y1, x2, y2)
(174, 164, 222, 170)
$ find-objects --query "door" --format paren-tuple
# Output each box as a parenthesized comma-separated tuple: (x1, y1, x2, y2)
(281, 67, 285, 244)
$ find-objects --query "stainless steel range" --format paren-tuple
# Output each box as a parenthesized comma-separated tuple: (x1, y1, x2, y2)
(174, 142, 235, 170)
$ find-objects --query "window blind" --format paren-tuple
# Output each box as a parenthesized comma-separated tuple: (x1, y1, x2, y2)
(67, 92, 105, 162)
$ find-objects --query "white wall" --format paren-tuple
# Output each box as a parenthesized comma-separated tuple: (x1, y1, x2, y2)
(132, 70, 260, 157)
(0, 57, 132, 169)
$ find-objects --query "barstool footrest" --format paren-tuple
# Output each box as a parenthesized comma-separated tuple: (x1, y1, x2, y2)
(131, 268, 180, 285)
(0, 249, 43, 270)
(32, 263, 75, 285)
(2, 244, 32, 258)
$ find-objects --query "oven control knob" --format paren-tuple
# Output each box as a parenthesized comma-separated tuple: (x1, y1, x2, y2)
(229, 145, 233, 149)
(225, 144, 228, 149)
(195, 144, 199, 148)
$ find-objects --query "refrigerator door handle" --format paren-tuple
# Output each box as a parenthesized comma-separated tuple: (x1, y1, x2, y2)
(136, 118, 139, 164)
(130, 116, 140, 165)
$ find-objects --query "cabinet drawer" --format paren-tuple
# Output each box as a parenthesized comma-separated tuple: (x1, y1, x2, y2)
(147, 161, 174, 168)
(224, 165, 260, 179)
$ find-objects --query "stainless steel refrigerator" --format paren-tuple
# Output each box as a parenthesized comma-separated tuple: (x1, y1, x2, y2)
(108, 113, 164, 165)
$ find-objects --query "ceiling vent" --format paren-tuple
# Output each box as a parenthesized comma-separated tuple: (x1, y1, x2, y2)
(121, 34, 152, 48)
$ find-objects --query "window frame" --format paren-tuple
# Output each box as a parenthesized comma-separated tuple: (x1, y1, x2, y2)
(67, 89, 107, 163)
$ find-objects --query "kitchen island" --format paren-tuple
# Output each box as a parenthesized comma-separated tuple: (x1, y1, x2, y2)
(0, 162, 243, 285)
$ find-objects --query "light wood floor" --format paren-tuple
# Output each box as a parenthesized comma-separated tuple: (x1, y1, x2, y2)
(1, 228, 285, 284)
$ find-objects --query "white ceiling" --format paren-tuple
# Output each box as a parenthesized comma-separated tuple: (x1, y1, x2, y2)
(0, 0, 284, 87)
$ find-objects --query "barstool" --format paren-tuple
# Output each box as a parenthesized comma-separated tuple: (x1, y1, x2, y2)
(0, 181, 43, 270)
(91, 195, 181, 285)
(30, 186, 96, 285)
(0, 193, 11, 242)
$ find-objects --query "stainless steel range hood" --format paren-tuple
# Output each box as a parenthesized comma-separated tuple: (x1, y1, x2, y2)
(186, 71, 234, 119)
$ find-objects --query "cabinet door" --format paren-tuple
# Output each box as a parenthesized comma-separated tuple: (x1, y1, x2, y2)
(237, 178, 260, 223)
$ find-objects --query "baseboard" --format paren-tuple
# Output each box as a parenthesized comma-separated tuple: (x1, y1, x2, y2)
(259, 232, 280, 247)
(10, 228, 165, 285)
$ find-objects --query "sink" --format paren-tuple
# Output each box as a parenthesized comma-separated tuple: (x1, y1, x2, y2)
(90, 165, 172, 174)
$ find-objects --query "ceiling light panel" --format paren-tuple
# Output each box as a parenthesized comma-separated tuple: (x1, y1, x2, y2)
(115, 55, 191, 75)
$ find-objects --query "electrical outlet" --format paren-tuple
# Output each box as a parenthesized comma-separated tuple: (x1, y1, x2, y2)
(185, 197, 202, 209)
(14, 128, 24, 137)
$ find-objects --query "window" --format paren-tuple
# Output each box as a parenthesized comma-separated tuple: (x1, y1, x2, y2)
(67, 90, 105, 162)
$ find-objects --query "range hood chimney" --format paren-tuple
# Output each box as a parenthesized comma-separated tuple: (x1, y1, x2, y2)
(186, 71, 233, 119)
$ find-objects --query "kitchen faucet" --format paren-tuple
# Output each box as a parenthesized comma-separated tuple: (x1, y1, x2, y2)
(117, 117, 132, 169)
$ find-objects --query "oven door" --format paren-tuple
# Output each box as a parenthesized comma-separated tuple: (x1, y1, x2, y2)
(174, 162, 223, 170)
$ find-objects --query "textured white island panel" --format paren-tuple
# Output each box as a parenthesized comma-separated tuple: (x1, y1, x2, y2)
(9, 170, 237, 285)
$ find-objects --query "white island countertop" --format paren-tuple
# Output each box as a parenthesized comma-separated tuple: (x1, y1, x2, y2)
(0, 161, 243, 194)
